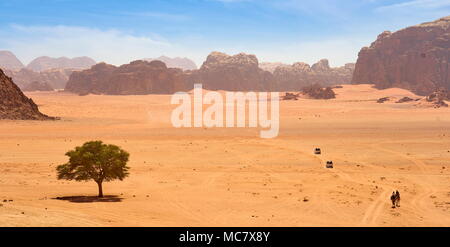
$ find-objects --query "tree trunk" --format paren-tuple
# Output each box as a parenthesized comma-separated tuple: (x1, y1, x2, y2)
(97, 181, 104, 198)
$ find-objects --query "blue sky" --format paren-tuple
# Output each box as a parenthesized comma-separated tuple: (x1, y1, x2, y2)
(0, 0, 449, 67)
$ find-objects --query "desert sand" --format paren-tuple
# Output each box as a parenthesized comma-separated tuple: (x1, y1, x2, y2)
(0, 84, 449, 226)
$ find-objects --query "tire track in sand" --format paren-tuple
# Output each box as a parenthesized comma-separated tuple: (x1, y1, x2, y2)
(371, 143, 449, 226)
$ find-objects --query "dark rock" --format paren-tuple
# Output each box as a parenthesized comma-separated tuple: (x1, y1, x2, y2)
(396, 97, 415, 103)
(281, 92, 300, 100)
(0, 68, 55, 120)
(377, 97, 390, 103)
(301, 84, 336, 99)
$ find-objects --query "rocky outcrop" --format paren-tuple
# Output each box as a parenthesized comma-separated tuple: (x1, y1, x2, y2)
(272, 60, 354, 91)
(0, 50, 24, 71)
(396, 97, 415, 103)
(377, 97, 390, 103)
(186, 52, 275, 91)
(352, 16, 450, 95)
(22, 81, 54, 92)
(425, 88, 449, 107)
(65, 60, 189, 95)
(4, 68, 75, 89)
(0, 69, 55, 120)
(301, 84, 336, 99)
(281, 92, 300, 100)
(27, 56, 96, 72)
(144, 56, 197, 71)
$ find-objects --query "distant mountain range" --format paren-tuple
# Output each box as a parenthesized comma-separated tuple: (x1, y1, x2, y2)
(0, 51, 25, 71)
(0, 52, 96, 90)
(27, 56, 96, 72)
(1, 50, 355, 95)
(0, 51, 96, 72)
(66, 51, 355, 95)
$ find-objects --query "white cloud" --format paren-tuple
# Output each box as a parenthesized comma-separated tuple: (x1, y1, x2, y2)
(376, 0, 450, 11)
(2, 25, 172, 66)
(0, 24, 365, 68)
(119, 11, 190, 22)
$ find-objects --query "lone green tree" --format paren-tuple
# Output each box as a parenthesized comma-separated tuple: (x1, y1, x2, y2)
(57, 141, 130, 197)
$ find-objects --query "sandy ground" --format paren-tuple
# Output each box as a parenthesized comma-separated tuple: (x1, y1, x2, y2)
(0, 84, 449, 226)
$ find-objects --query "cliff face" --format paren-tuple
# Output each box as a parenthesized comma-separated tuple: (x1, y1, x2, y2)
(0, 51, 24, 71)
(27, 56, 96, 72)
(352, 16, 450, 95)
(186, 52, 275, 91)
(65, 60, 189, 95)
(0, 69, 54, 120)
(273, 60, 354, 91)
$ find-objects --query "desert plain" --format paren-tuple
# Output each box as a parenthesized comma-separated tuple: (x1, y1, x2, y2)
(0, 84, 449, 226)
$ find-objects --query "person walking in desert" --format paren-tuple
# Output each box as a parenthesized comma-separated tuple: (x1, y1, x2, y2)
(390, 191, 397, 208)
(395, 190, 401, 207)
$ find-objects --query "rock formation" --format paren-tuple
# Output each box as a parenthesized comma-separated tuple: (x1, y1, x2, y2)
(396, 97, 415, 103)
(352, 16, 450, 95)
(144, 56, 197, 71)
(424, 88, 449, 107)
(27, 56, 96, 72)
(65, 51, 354, 94)
(186, 52, 275, 91)
(301, 84, 336, 99)
(273, 60, 355, 91)
(281, 92, 300, 100)
(0, 50, 24, 71)
(377, 97, 390, 103)
(65, 60, 189, 95)
(0, 69, 55, 120)
(22, 81, 54, 92)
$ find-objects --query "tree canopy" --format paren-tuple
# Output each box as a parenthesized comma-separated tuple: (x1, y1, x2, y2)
(57, 140, 130, 197)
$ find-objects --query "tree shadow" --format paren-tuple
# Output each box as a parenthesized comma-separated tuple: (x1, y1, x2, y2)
(53, 195, 123, 203)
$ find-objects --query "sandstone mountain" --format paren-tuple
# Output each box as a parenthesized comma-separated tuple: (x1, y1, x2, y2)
(65, 60, 189, 95)
(4, 68, 75, 89)
(272, 60, 355, 91)
(144, 56, 197, 71)
(0, 69, 54, 120)
(352, 16, 450, 95)
(27, 56, 96, 72)
(65, 52, 353, 95)
(0, 50, 24, 71)
(22, 81, 54, 92)
(186, 52, 275, 91)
